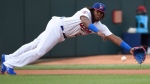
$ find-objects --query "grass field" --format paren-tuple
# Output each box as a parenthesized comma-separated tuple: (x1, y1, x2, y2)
(0, 74, 150, 84)
(15, 64, 150, 70)
(0, 64, 150, 84)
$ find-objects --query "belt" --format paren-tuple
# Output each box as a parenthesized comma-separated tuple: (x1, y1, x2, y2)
(60, 26, 67, 38)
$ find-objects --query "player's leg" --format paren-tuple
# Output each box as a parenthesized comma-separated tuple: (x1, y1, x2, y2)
(1, 32, 44, 74)
(4, 32, 44, 60)
(3, 18, 64, 75)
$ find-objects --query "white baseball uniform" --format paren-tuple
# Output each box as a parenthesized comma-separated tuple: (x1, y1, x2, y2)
(4, 8, 112, 68)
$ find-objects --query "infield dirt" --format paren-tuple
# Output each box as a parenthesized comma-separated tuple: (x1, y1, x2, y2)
(4, 55, 150, 75)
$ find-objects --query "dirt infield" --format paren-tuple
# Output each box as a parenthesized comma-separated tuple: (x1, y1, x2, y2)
(14, 55, 150, 75)
(16, 70, 150, 75)
(33, 55, 150, 65)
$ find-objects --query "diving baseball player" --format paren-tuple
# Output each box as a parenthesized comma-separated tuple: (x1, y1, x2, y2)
(1, 2, 133, 75)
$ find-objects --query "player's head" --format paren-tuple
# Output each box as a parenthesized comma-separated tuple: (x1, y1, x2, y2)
(92, 2, 106, 13)
(136, 5, 147, 15)
(92, 2, 106, 21)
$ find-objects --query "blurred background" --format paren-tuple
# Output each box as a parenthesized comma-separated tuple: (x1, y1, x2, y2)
(0, 0, 150, 58)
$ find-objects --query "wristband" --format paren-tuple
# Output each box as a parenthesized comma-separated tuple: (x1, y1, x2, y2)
(88, 24, 99, 33)
(120, 41, 132, 51)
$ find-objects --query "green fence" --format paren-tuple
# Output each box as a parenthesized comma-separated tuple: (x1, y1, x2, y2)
(0, 0, 150, 58)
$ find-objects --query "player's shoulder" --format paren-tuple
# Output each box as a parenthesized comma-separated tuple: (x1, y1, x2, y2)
(80, 7, 89, 11)
(94, 21, 108, 28)
(94, 21, 103, 26)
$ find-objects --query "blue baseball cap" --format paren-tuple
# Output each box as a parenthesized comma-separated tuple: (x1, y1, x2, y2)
(92, 2, 106, 13)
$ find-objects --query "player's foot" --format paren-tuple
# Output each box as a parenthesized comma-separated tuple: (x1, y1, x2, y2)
(1, 54, 6, 74)
(6, 67, 16, 75)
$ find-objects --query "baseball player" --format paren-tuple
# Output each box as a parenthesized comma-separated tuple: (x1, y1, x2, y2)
(1, 2, 133, 75)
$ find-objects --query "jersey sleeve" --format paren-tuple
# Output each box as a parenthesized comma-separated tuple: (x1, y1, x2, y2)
(79, 8, 91, 20)
(94, 21, 112, 36)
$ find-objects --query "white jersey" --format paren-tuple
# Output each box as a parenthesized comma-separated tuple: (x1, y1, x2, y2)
(62, 8, 112, 38)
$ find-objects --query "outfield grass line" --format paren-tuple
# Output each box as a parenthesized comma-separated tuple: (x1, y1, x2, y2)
(14, 64, 150, 70)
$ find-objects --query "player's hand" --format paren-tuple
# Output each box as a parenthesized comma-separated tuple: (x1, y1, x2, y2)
(97, 31, 107, 41)
(131, 46, 147, 64)
(130, 45, 147, 55)
(130, 48, 134, 55)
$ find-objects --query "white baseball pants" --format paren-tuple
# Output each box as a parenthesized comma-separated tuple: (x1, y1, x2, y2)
(4, 17, 65, 68)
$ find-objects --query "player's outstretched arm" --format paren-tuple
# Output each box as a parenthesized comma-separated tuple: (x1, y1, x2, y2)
(97, 31, 107, 41)
(106, 34, 132, 54)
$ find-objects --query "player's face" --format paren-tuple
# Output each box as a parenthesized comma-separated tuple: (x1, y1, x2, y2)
(93, 9, 104, 21)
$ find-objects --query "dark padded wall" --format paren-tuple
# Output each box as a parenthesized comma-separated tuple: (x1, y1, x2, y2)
(0, 0, 24, 54)
(0, 0, 150, 58)
(25, 0, 50, 42)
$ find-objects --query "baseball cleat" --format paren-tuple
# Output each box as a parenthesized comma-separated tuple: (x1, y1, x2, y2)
(1, 54, 6, 74)
(6, 67, 16, 75)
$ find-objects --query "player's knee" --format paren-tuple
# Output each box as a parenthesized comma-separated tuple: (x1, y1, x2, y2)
(35, 50, 46, 57)
(36, 52, 45, 57)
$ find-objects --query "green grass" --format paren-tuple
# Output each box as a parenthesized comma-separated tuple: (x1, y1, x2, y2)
(1, 64, 150, 84)
(15, 64, 150, 70)
(0, 74, 150, 84)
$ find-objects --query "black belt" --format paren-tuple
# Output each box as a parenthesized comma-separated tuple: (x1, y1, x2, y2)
(60, 26, 67, 38)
